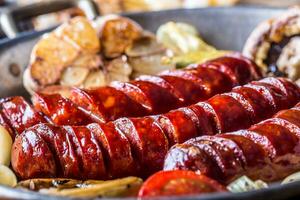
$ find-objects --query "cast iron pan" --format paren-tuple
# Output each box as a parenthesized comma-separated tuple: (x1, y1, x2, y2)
(1, 6, 299, 200)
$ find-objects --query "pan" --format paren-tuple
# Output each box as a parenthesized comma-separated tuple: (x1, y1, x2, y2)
(1, 6, 298, 200)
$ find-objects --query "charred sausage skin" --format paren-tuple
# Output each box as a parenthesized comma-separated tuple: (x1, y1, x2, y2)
(164, 103, 300, 184)
(11, 77, 300, 180)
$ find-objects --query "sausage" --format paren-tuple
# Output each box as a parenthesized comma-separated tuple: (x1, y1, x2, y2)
(87, 122, 135, 178)
(11, 129, 56, 179)
(155, 109, 198, 145)
(33, 93, 100, 126)
(164, 104, 300, 184)
(69, 87, 148, 122)
(187, 104, 215, 136)
(64, 125, 106, 179)
(0, 96, 48, 135)
(114, 117, 169, 177)
(159, 75, 206, 105)
(199, 55, 261, 85)
(60, 54, 261, 122)
(232, 87, 273, 122)
(11, 77, 300, 180)
(206, 95, 253, 132)
(111, 80, 181, 114)
(2, 55, 261, 132)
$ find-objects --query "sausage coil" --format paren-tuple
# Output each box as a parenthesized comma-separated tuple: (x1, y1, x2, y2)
(11, 77, 300, 180)
(164, 103, 300, 184)
(33, 55, 260, 124)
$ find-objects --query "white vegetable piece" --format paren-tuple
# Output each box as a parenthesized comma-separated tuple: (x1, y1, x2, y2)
(0, 125, 13, 166)
(227, 176, 268, 193)
(0, 165, 17, 187)
(60, 67, 90, 86)
(282, 172, 300, 184)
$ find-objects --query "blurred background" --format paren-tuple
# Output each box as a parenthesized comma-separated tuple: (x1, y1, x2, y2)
(0, 0, 299, 39)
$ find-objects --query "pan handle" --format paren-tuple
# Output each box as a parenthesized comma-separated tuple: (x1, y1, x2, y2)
(0, 0, 99, 38)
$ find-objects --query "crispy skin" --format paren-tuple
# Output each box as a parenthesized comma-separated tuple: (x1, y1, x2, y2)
(66, 126, 106, 179)
(156, 109, 198, 145)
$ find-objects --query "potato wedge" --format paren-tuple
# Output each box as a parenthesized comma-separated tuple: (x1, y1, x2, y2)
(99, 16, 143, 58)
(56, 16, 100, 54)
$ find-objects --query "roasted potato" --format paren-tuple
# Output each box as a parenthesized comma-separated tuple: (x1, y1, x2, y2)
(56, 16, 100, 54)
(25, 16, 102, 93)
(29, 33, 79, 86)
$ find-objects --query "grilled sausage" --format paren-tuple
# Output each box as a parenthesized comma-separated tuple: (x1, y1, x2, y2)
(0, 96, 48, 137)
(44, 54, 261, 123)
(1, 55, 261, 133)
(164, 103, 300, 184)
(11, 77, 300, 180)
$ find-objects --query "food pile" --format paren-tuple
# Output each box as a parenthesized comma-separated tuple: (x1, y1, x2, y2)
(1, 6, 300, 200)
(24, 15, 220, 95)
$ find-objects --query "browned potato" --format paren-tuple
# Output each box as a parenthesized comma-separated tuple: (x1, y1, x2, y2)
(99, 16, 143, 58)
(26, 17, 102, 92)
(29, 33, 79, 85)
(56, 17, 100, 54)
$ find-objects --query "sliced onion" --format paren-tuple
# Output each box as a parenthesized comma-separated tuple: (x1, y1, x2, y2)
(0, 126, 13, 166)
(282, 172, 300, 184)
(227, 176, 268, 193)
(0, 165, 17, 187)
